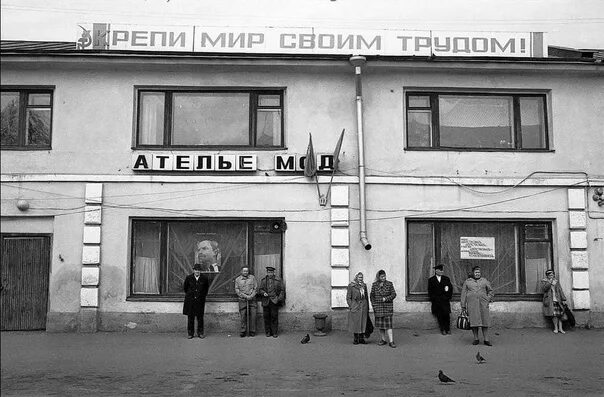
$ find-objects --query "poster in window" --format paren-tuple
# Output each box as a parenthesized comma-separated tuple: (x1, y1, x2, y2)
(460, 237, 495, 260)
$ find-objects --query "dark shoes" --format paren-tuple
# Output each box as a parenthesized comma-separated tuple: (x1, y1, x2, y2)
(188, 335, 194, 339)
(389, 342, 397, 348)
(240, 332, 246, 337)
(378, 340, 387, 346)
(266, 333, 271, 337)
(249, 332, 255, 337)
(272, 334, 278, 338)
(472, 340, 480, 345)
(484, 341, 492, 346)
(441, 330, 447, 335)
(197, 333, 205, 339)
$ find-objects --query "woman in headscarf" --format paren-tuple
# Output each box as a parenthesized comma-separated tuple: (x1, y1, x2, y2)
(541, 269, 567, 334)
(461, 266, 494, 346)
(370, 269, 397, 348)
(347, 272, 369, 345)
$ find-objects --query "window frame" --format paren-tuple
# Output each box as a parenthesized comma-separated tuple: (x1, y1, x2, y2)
(127, 218, 285, 302)
(405, 91, 550, 152)
(1, 87, 54, 150)
(406, 219, 554, 301)
(133, 87, 285, 150)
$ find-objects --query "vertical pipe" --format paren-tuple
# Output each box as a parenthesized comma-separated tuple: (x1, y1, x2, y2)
(350, 56, 371, 250)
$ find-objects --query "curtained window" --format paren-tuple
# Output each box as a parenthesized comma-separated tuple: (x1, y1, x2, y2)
(130, 219, 283, 300)
(407, 220, 553, 299)
(135, 89, 284, 148)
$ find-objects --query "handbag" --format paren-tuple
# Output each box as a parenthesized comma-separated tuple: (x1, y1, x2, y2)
(562, 303, 575, 328)
(456, 309, 471, 330)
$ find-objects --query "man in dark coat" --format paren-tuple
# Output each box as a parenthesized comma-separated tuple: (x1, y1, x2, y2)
(428, 264, 453, 335)
(183, 263, 209, 339)
(258, 266, 285, 338)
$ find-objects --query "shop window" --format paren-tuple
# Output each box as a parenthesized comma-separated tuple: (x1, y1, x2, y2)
(1, 89, 53, 149)
(406, 92, 548, 150)
(407, 220, 553, 300)
(135, 89, 284, 148)
(130, 219, 283, 300)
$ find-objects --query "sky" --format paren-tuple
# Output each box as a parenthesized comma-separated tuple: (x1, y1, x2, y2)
(1, 0, 603, 49)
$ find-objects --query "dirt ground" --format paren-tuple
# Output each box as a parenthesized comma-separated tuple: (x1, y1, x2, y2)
(2, 328, 603, 396)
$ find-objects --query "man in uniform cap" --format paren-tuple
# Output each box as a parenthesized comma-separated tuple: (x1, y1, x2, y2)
(428, 264, 453, 335)
(183, 263, 209, 339)
(259, 266, 285, 337)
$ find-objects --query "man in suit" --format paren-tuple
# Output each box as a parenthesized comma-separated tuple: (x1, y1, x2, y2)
(259, 266, 285, 337)
(234, 266, 258, 337)
(195, 240, 221, 273)
(183, 263, 209, 339)
(428, 264, 454, 335)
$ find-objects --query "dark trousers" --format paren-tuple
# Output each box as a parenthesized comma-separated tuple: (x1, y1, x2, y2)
(239, 300, 257, 333)
(263, 301, 279, 335)
(187, 312, 204, 336)
(434, 309, 450, 332)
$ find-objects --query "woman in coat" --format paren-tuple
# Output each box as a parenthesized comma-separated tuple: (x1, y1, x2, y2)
(370, 270, 397, 348)
(541, 269, 567, 334)
(461, 266, 494, 346)
(347, 272, 369, 345)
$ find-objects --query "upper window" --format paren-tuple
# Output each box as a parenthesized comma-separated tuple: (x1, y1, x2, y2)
(130, 219, 284, 300)
(1, 89, 53, 149)
(407, 220, 553, 299)
(136, 89, 284, 148)
(406, 92, 548, 150)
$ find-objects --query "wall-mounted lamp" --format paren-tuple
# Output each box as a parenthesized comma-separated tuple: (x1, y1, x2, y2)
(16, 199, 30, 211)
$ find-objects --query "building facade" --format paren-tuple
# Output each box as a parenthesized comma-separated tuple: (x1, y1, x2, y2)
(1, 38, 603, 332)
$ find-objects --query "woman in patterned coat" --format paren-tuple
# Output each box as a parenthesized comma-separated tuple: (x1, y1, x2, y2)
(541, 269, 567, 334)
(370, 270, 397, 348)
(461, 266, 494, 346)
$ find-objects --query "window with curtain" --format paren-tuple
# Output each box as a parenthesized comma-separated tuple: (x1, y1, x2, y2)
(130, 219, 283, 300)
(135, 89, 284, 148)
(1, 89, 53, 149)
(407, 220, 553, 299)
(406, 92, 548, 150)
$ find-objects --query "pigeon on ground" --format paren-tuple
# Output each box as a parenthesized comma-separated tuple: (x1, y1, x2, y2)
(438, 370, 455, 383)
(476, 351, 486, 364)
(300, 333, 310, 344)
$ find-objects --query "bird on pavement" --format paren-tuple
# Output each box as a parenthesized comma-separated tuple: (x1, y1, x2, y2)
(476, 351, 486, 364)
(438, 370, 455, 383)
(300, 334, 311, 344)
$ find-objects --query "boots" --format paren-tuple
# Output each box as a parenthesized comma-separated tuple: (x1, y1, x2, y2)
(358, 334, 367, 344)
(353, 333, 359, 345)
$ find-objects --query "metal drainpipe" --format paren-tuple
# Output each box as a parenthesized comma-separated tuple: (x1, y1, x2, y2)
(350, 55, 372, 250)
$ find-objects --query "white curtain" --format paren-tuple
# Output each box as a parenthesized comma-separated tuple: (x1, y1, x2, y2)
(133, 256, 160, 294)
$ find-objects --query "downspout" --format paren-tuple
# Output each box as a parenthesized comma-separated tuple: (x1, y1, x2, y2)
(350, 56, 372, 250)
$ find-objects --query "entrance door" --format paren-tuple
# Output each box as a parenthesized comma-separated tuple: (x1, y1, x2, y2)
(1, 235, 51, 330)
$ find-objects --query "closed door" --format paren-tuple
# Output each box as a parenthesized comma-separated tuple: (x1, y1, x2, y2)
(1, 235, 51, 331)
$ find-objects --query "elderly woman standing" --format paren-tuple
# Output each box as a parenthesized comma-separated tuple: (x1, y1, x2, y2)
(541, 269, 567, 334)
(461, 266, 494, 346)
(370, 270, 397, 348)
(347, 272, 369, 345)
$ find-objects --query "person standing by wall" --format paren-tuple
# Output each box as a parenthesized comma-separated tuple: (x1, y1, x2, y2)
(234, 266, 258, 337)
(461, 266, 494, 346)
(347, 272, 369, 345)
(259, 266, 285, 337)
(370, 270, 397, 348)
(183, 263, 209, 339)
(428, 264, 453, 335)
(541, 269, 567, 334)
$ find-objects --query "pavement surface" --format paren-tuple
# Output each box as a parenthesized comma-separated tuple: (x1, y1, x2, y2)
(1, 328, 604, 397)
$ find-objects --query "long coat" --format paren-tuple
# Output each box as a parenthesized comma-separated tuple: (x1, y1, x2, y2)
(541, 279, 566, 317)
(460, 277, 494, 327)
(370, 280, 396, 317)
(182, 273, 209, 316)
(347, 283, 369, 333)
(428, 275, 453, 314)
(258, 276, 285, 307)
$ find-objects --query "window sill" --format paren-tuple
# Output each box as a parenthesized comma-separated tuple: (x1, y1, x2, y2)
(405, 147, 554, 153)
(127, 295, 238, 302)
(406, 294, 543, 302)
(131, 146, 288, 151)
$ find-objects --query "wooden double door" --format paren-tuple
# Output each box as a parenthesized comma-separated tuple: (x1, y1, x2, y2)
(1, 234, 51, 330)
